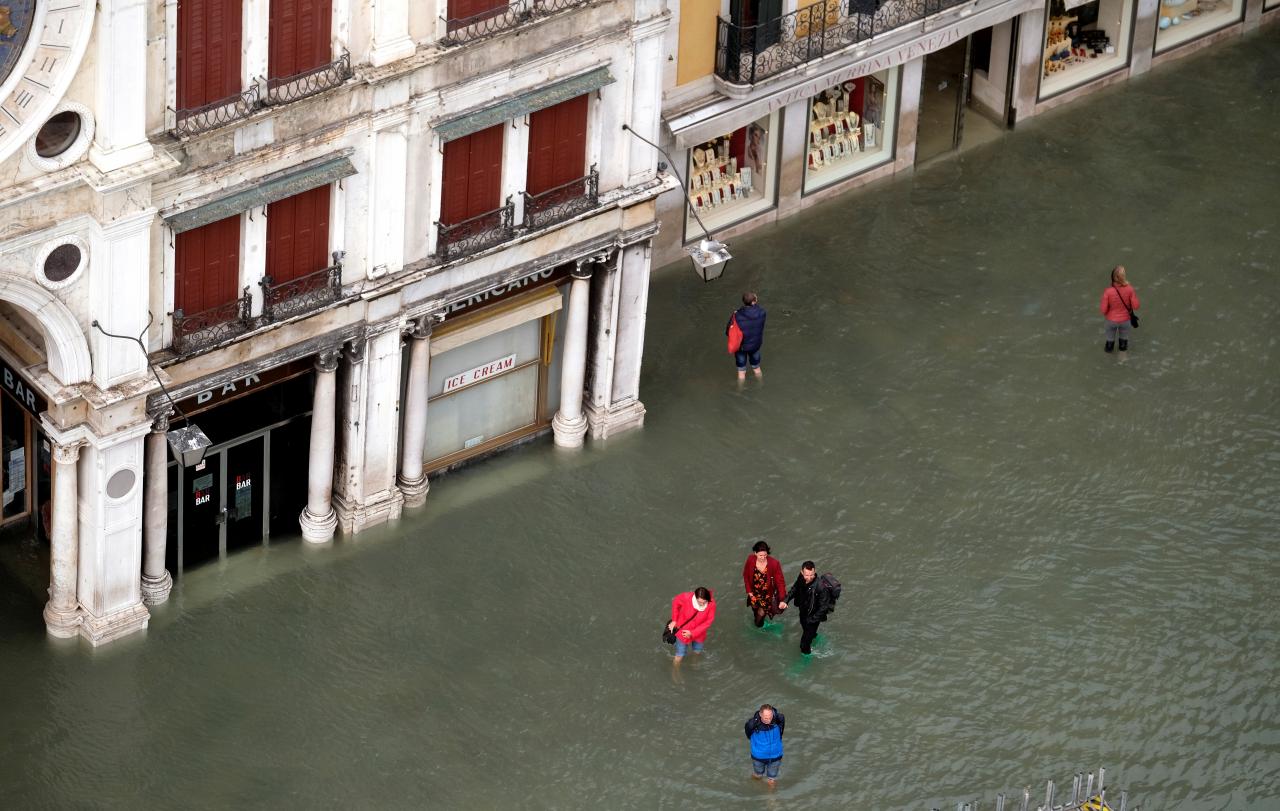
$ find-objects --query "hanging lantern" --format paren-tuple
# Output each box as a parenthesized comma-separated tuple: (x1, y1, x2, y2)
(685, 239, 732, 283)
(166, 424, 213, 467)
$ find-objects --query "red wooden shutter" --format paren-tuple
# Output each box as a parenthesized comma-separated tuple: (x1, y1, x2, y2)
(448, 0, 507, 26)
(526, 94, 588, 196)
(175, 215, 241, 315)
(269, 0, 332, 80)
(266, 185, 332, 284)
(178, 0, 244, 109)
(440, 124, 505, 225)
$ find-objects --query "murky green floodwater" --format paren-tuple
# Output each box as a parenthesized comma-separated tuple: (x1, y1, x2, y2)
(3, 29, 1279, 811)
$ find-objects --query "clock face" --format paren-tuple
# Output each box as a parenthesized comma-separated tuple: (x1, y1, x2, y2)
(0, 2, 96, 167)
(0, 2, 37, 88)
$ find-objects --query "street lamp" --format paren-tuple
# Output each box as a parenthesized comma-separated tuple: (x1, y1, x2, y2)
(621, 123, 732, 283)
(91, 317, 212, 468)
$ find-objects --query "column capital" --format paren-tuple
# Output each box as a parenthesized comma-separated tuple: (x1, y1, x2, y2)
(316, 347, 343, 373)
(52, 441, 85, 465)
(407, 316, 434, 341)
(150, 410, 172, 433)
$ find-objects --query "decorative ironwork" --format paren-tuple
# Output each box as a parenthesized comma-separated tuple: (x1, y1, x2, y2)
(260, 257, 344, 322)
(436, 199, 516, 262)
(521, 166, 599, 231)
(171, 288, 253, 356)
(265, 53, 353, 106)
(716, 0, 970, 86)
(441, 0, 590, 45)
(172, 86, 261, 138)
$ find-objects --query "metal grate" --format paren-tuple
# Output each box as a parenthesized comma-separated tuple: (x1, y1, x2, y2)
(265, 53, 353, 106)
(171, 288, 253, 356)
(441, 0, 590, 46)
(260, 258, 344, 322)
(172, 87, 261, 138)
(520, 166, 599, 231)
(436, 199, 516, 262)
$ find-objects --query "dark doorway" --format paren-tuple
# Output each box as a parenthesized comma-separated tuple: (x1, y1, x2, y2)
(916, 26, 1014, 165)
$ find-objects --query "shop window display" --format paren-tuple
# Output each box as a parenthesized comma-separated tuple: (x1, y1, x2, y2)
(803, 69, 900, 194)
(1154, 0, 1244, 52)
(1040, 0, 1134, 98)
(685, 111, 780, 235)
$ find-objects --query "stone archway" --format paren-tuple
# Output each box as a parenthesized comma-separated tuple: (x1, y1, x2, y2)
(0, 272, 93, 386)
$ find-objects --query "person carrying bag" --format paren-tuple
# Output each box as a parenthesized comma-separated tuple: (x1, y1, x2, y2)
(664, 587, 716, 664)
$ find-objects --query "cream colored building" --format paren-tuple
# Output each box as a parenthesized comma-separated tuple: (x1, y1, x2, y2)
(0, 0, 672, 644)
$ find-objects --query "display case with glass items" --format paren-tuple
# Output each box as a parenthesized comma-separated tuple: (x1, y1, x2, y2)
(1039, 0, 1134, 98)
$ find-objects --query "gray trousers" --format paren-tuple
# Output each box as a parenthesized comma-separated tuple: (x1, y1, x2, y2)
(1105, 320, 1131, 342)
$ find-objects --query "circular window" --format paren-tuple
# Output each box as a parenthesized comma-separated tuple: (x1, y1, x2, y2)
(43, 244, 81, 283)
(106, 469, 138, 500)
(35, 111, 83, 158)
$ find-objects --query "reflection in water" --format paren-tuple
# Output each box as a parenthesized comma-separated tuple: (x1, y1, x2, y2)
(2, 28, 1280, 811)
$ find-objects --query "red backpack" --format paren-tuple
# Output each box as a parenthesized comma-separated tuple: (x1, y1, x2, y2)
(727, 314, 743, 354)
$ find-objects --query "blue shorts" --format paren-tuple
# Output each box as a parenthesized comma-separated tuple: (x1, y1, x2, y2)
(673, 639, 704, 656)
(752, 757, 781, 779)
(735, 350, 762, 370)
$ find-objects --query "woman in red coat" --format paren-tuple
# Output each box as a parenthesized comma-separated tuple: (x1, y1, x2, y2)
(1100, 265, 1140, 353)
(742, 541, 787, 628)
(668, 587, 716, 664)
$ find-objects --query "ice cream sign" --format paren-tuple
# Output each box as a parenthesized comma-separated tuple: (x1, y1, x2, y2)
(443, 354, 517, 393)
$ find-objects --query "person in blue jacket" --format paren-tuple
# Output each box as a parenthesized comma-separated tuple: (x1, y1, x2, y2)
(744, 704, 785, 785)
(726, 291, 767, 380)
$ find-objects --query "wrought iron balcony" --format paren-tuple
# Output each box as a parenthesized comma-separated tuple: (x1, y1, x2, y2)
(260, 256, 345, 322)
(520, 166, 599, 231)
(442, 0, 590, 46)
(265, 53, 353, 106)
(172, 87, 261, 138)
(716, 0, 970, 86)
(171, 288, 253, 356)
(436, 199, 516, 262)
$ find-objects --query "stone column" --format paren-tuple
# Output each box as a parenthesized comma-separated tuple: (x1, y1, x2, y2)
(140, 413, 173, 605)
(90, 0, 155, 172)
(398, 318, 432, 507)
(552, 262, 595, 448)
(300, 348, 341, 542)
(585, 242, 650, 440)
(43, 441, 83, 638)
(370, 0, 415, 67)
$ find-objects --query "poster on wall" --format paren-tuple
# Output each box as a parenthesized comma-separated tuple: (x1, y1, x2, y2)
(863, 76, 886, 136)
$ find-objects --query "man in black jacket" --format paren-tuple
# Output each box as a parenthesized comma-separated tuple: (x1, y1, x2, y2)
(781, 561, 833, 655)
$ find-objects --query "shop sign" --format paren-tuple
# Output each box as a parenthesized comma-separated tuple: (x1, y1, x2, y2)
(176, 358, 312, 416)
(445, 264, 571, 317)
(443, 354, 517, 393)
(0, 357, 47, 416)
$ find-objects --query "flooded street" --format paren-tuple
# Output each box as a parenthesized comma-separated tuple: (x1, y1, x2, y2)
(2, 28, 1278, 810)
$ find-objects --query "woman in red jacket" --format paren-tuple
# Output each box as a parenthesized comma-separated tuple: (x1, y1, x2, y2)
(742, 541, 787, 628)
(668, 587, 716, 664)
(1100, 265, 1140, 353)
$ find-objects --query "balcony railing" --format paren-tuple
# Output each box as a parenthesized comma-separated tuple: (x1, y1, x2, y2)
(265, 53, 353, 106)
(260, 256, 344, 322)
(442, 0, 590, 46)
(170, 53, 352, 138)
(716, 0, 970, 86)
(436, 199, 516, 262)
(172, 87, 261, 138)
(171, 288, 253, 356)
(520, 166, 599, 231)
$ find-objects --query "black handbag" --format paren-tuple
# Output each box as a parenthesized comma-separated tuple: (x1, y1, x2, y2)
(1113, 284, 1139, 328)
(663, 613, 695, 645)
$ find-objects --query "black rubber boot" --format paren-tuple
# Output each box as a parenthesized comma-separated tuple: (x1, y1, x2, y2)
(1118, 339, 1128, 352)
(1104, 341, 1115, 353)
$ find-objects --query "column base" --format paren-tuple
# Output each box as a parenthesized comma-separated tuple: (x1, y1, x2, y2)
(397, 474, 430, 509)
(140, 570, 174, 606)
(89, 141, 156, 174)
(79, 601, 150, 647)
(43, 602, 82, 638)
(299, 505, 339, 543)
(552, 411, 589, 448)
(585, 400, 647, 441)
(370, 36, 416, 67)
(333, 488, 405, 535)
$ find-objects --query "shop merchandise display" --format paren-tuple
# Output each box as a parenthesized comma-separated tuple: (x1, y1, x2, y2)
(690, 134, 756, 214)
(1158, 0, 1224, 27)
(1043, 12, 1114, 77)
(807, 88, 862, 171)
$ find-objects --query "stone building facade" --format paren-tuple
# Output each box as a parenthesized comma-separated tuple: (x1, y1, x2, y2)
(0, 0, 672, 644)
(653, 0, 1277, 266)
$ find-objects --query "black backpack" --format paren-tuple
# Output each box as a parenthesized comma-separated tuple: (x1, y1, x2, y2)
(818, 573, 842, 602)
